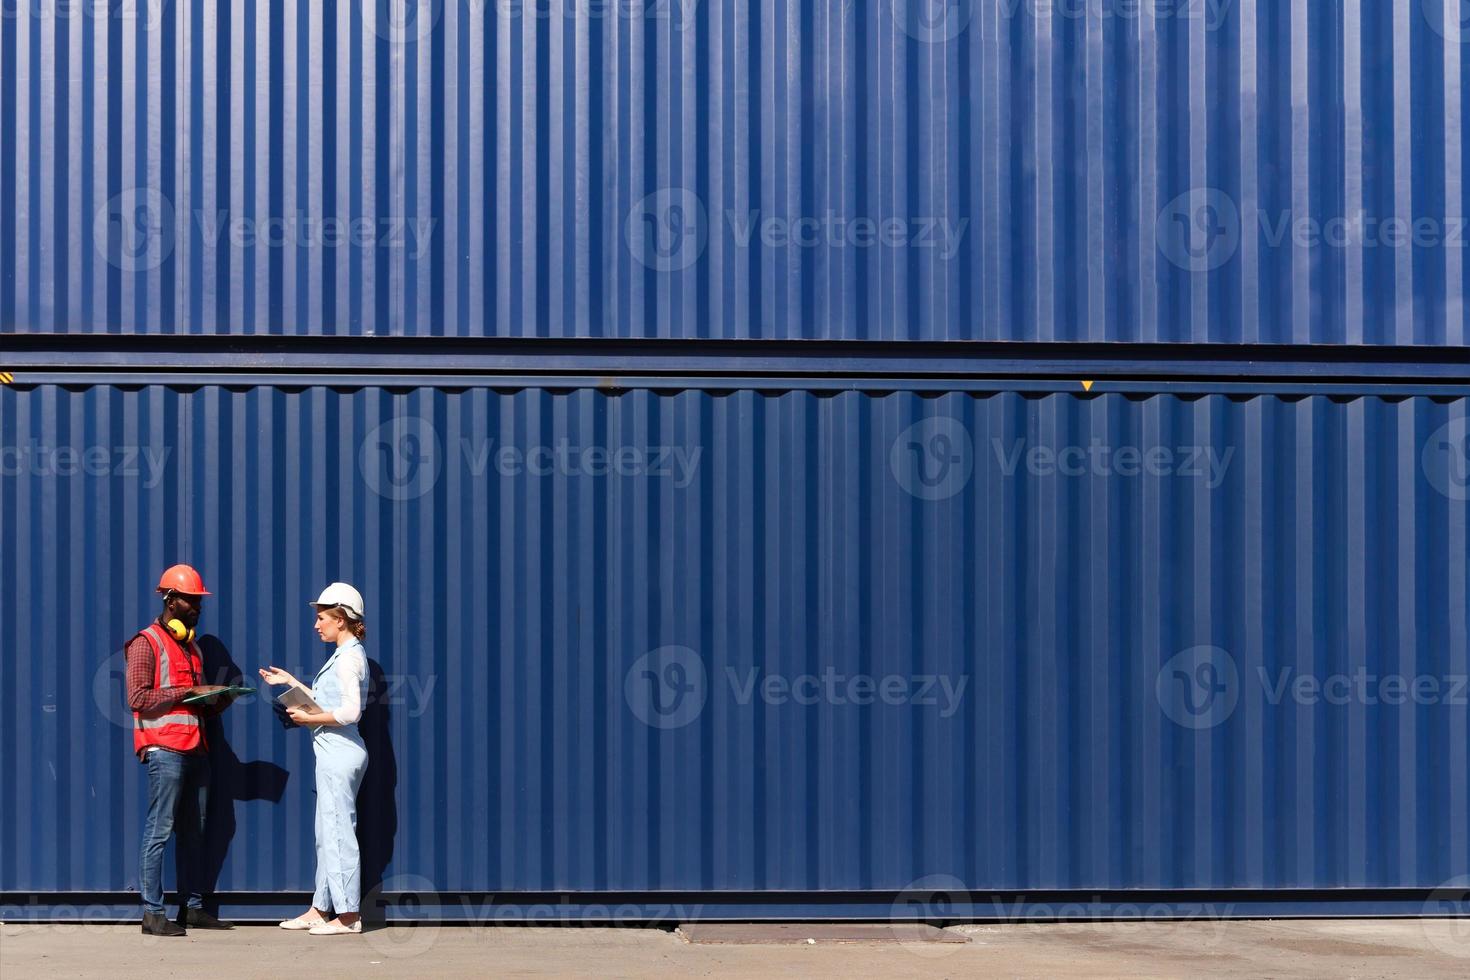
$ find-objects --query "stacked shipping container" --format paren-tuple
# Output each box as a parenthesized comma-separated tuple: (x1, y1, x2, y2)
(1, 0, 1468, 920)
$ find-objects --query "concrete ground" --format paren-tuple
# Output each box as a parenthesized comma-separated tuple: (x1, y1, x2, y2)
(2, 919, 1469, 978)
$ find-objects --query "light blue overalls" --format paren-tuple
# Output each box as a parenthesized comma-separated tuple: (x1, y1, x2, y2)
(307, 639, 370, 915)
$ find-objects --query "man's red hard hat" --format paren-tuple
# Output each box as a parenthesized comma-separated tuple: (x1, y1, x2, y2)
(157, 564, 211, 597)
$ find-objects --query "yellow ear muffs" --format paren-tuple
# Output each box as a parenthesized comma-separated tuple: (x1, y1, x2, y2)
(165, 618, 195, 643)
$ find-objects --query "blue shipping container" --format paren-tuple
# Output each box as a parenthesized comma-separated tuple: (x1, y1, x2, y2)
(5, 1, 1470, 342)
(1, 379, 1467, 918)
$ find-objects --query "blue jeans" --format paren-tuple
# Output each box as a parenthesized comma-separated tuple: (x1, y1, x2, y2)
(139, 748, 210, 915)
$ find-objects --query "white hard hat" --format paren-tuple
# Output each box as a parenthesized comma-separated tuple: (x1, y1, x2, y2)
(311, 582, 365, 621)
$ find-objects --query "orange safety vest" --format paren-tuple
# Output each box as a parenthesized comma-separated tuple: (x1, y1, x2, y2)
(130, 623, 206, 757)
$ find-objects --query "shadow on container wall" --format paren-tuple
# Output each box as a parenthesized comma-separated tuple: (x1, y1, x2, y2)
(358, 659, 399, 927)
(197, 635, 290, 909)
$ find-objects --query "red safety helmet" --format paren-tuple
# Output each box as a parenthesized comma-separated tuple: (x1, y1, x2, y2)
(156, 564, 211, 597)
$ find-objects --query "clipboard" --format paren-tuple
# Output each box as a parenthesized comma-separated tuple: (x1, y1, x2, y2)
(181, 685, 256, 704)
(276, 685, 324, 714)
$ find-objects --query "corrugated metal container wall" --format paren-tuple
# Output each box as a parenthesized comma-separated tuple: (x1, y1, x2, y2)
(2, 380, 1467, 897)
(5, 1, 1470, 343)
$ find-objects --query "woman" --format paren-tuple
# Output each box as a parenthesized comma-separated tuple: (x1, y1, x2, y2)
(258, 582, 371, 936)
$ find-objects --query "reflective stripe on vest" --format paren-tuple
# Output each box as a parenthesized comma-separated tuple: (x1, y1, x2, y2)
(156, 631, 172, 688)
(134, 712, 201, 729)
(131, 625, 205, 755)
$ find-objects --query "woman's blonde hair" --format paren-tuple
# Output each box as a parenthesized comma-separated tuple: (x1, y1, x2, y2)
(320, 605, 367, 642)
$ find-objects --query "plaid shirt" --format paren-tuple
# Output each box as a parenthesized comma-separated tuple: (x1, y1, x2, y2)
(125, 626, 229, 720)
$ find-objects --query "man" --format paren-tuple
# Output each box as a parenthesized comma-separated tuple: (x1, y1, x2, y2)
(126, 564, 242, 936)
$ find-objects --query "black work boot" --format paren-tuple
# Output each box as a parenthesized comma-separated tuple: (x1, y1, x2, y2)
(141, 911, 186, 937)
(179, 908, 234, 930)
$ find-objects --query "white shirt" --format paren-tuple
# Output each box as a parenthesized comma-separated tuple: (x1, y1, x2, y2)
(328, 643, 368, 726)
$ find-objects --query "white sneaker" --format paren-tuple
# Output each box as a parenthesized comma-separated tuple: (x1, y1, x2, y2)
(309, 920, 362, 935)
(279, 916, 325, 930)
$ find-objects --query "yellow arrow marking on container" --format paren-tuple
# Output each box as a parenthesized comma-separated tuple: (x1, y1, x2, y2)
(1081, 380, 1094, 392)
